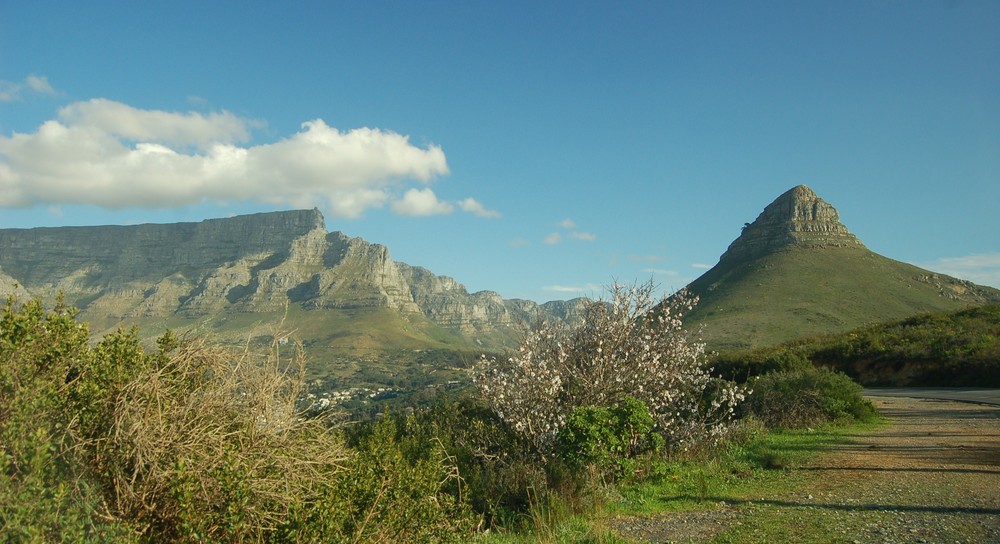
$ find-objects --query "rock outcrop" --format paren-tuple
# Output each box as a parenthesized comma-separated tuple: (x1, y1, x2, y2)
(719, 185, 864, 263)
(0, 209, 576, 346)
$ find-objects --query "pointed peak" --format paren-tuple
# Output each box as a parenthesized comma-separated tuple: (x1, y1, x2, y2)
(720, 185, 864, 262)
(763, 184, 824, 215)
(778, 184, 817, 202)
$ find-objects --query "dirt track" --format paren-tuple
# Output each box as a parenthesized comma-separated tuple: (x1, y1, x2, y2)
(610, 395, 1000, 543)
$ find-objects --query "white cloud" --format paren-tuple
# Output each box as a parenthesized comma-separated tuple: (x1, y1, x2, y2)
(918, 252, 1000, 289)
(458, 197, 501, 218)
(642, 268, 679, 276)
(543, 283, 602, 294)
(58, 98, 253, 148)
(0, 99, 451, 218)
(25, 75, 55, 95)
(0, 85, 17, 102)
(551, 217, 595, 242)
(391, 188, 454, 216)
(508, 237, 530, 248)
(691, 263, 713, 269)
(0, 74, 57, 102)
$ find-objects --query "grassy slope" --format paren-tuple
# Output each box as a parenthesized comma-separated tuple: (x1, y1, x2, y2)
(684, 246, 1000, 351)
(89, 304, 479, 350)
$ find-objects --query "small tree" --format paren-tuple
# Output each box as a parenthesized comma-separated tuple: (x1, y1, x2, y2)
(474, 281, 745, 453)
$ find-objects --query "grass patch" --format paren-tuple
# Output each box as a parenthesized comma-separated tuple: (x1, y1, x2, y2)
(475, 417, 886, 543)
(610, 417, 885, 515)
(475, 504, 631, 544)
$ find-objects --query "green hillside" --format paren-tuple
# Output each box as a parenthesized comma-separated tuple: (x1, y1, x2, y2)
(686, 246, 999, 351)
(682, 185, 1000, 351)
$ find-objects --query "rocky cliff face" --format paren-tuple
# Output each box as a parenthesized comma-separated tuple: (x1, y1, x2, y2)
(720, 185, 864, 263)
(396, 263, 589, 335)
(0, 209, 576, 344)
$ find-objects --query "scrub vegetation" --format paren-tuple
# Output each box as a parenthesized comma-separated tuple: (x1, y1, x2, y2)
(713, 303, 1000, 387)
(1, 285, 888, 542)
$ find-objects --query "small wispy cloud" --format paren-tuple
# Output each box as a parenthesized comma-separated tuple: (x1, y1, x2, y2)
(691, 263, 713, 270)
(545, 218, 595, 244)
(0, 74, 57, 102)
(918, 252, 1000, 289)
(458, 197, 501, 218)
(186, 95, 210, 107)
(508, 237, 530, 248)
(543, 283, 603, 294)
(642, 268, 680, 277)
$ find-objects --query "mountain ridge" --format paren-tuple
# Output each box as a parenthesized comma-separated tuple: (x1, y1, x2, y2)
(0, 209, 585, 351)
(3, 186, 998, 356)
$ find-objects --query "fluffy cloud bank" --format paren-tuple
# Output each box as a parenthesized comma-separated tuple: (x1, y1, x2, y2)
(0, 98, 498, 218)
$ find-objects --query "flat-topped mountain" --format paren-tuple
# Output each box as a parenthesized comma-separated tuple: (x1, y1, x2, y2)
(0, 209, 585, 353)
(684, 185, 1000, 351)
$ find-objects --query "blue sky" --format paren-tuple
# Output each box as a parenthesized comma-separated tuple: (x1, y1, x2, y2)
(2, 1, 998, 302)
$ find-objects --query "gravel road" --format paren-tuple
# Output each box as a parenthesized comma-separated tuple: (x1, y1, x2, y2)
(864, 388, 1000, 406)
(609, 394, 1000, 543)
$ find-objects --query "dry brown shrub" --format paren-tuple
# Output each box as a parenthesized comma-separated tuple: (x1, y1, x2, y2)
(102, 335, 347, 541)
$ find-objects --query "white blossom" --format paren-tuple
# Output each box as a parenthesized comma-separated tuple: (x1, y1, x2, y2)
(473, 281, 746, 453)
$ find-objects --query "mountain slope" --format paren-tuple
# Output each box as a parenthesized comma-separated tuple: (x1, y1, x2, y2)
(0, 209, 585, 354)
(684, 185, 1000, 351)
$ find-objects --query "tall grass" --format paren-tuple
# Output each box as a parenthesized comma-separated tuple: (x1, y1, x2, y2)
(99, 337, 348, 540)
(1, 297, 477, 542)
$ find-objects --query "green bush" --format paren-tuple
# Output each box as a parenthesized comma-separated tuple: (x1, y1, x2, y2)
(711, 347, 814, 382)
(745, 366, 877, 429)
(346, 396, 545, 529)
(0, 297, 138, 541)
(556, 396, 664, 483)
(320, 415, 477, 542)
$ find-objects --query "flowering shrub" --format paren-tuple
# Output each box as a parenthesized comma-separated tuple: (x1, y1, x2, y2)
(475, 282, 746, 453)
